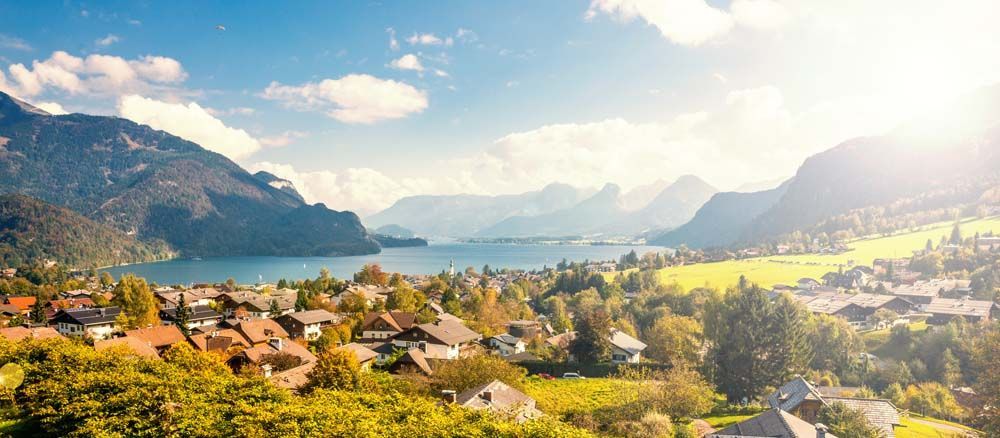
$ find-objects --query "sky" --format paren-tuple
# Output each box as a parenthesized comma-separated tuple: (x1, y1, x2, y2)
(2, 0, 1000, 217)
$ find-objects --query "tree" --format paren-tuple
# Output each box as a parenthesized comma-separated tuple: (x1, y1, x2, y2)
(902, 382, 963, 420)
(89, 292, 110, 307)
(432, 355, 527, 392)
(303, 349, 361, 392)
(644, 314, 702, 367)
(353, 264, 388, 286)
(817, 402, 883, 438)
(174, 293, 192, 336)
(635, 367, 715, 420)
(569, 309, 612, 363)
(111, 274, 159, 329)
(706, 287, 811, 402)
(268, 299, 282, 318)
(808, 314, 862, 376)
(949, 220, 962, 244)
(975, 326, 1000, 433)
(30, 295, 46, 324)
(99, 271, 114, 289)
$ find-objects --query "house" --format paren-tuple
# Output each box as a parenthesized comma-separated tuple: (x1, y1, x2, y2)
(544, 329, 647, 363)
(227, 336, 317, 371)
(155, 288, 222, 309)
(338, 285, 392, 307)
(3, 296, 36, 317)
(609, 329, 647, 363)
(275, 309, 340, 340)
(796, 278, 821, 290)
(336, 343, 378, 370)
(360, 311, 417, 340)
(892, 279, 972, 307)
(391, 320, 482, 360)
(0, 268, 15, 278)
(50, 307, 121, 340)
(925, 297, 998, 324)
(448, 379, 542, 422)
(44, 298, 96, 320)
(386, 347, 434, 375)
(768, 376, 900, 437)
(976, 236, 1000, 251)
(794, 292, 913, 326)
(269, 361, 315, 391)
(502, 351, 541, 363)
(822, 267, 872, 289)
(506, 320, 542, 339)
(709, 408, 837, 438)
(218, 292, 295, 319)
(124, 325, 186, 354)
(187, 329, 250, 353)
(159, 305, 223, 330)
(95, 336, 160, 359)
(0, 326, 61, 341)
(230, 318, 290, 346)
(488, 333, 526, 356)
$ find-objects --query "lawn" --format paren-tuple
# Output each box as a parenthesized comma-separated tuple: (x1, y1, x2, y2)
(896, 416, 977, 438)
(523, 377, 641, 417)
(652, 216, 1000, 292)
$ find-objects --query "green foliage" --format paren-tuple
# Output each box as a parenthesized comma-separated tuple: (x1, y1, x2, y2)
(570, 309, 612, 364)
(303, 349, 361, 392)
(808, 313, 863, 377)
(432, 355, 528, 393)
(818, 402, 884, 438)
(173, 293, 191, 336)
(353, 263, 388, 286)
(111, 274, 159, 329)
(643, 314, 702, 368)
(0, 338, 589, 437)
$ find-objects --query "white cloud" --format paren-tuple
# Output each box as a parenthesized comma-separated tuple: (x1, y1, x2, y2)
(455, 28, 478, 43)
(118, 95, 261, 160)
(585, 0, 790, 46)
(0, 34, 31, 51)
(713, 72, 728, 83)
(446, 86, 854, 194)
(386, 27, 400, 51)
(247, 161, 468, 216)
(389, 54, 424, 72)
(33, 101, 69, 115)
(205, 106, 256, 116)
(1, 51, 187, 98)
(95, 34, 120, 47)
(259, 130, 307, 148)
(433, 69, 449, 78)
(406, 33, 452, 46)
(260, 74, 428, 124)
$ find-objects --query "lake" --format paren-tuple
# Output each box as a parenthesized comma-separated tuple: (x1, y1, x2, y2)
(101, 243, 663, 285)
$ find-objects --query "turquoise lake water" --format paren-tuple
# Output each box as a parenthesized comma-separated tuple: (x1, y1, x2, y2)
(101, 243, 662, 285)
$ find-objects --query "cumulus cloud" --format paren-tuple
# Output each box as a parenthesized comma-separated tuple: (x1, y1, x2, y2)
(260, 74, 428, 124)
(446, 86, 845, 193)
(389, 54, 424, 72)
(247, 162, 470, 216)
(118, 95, 261, 160)
(0, 51, 187, 98)
(259, 130, 307, 148)
(33, 101, 69, 115)
(95, 34, 120, 47)
(585, 0, 790, 46)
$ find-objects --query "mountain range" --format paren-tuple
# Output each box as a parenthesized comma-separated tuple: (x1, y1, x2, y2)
(0, 91, 381, 264)
(653, 84, 1000, 248)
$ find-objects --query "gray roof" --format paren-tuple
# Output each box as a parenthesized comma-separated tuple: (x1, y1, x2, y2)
(824, 397, 900, 437)
(454, 379, 541, 421)
(767, 376, 825, 412)
(712, 408, 838, 438)
(281, 309, 340, 325)
(160, 305, 221, 322)
(925, 297, 996, 318)
(337, 342, 378, 363)
(609, 329, 647, 355)
(491, 333, 523, 346)
(51, 307, 122, 326)
(414, 320, 481, 345)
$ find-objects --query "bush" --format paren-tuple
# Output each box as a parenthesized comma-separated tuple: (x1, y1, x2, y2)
(433, 354, 527, 392)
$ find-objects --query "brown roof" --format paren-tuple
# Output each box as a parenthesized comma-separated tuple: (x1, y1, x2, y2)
(240, 338, 316, 364)
(95, 337, 160, 359)
(337, 342, 378, 363)
(392, 347, 433, 375)
(233, 319, 289, 344)
(46, 298, 96, 309)
(412, 320, 481, 346)
(188, 329, 250, 351)
(124, 325, 186, 349)
(5, 296, 36, 311)
(269, 362, 315, 391)
(361, 311, 416, 332)
(454, 379, 540, 421)
(0, 326, 61, 341)
(281, 309, 340, 325)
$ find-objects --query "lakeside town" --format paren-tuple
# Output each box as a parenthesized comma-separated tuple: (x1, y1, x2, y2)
(1, 220, 997, 436)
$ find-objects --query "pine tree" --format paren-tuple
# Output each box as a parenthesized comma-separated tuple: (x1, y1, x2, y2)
(950, 221, 962, 244)
(295, 290, 309, 312)
(174, 293, 191, 336)
(30, 296, 46, 324)
(269, 299, 282, 318)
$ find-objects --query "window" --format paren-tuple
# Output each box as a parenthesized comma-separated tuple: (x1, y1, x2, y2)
(612, 354, 627, 362)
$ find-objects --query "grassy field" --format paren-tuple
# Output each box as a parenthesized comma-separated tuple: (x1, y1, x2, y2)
(523, 377, 641, 417)
(654, 216, 1000, 291)
(897, 416, 977, 437)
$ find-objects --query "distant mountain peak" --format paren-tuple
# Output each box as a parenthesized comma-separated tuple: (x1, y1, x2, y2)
(0, 91, 50, 123)
(253, 171, 305, 203)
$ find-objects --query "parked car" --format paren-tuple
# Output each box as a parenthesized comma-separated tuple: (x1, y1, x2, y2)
(537, 373, 556, 380)
(561, 372, 585, 379)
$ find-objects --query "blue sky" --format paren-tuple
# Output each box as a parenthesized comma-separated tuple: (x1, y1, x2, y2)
(3, 1, 1000, 216)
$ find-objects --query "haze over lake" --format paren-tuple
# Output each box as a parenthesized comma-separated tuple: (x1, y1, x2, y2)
(101, 243, 661, 285)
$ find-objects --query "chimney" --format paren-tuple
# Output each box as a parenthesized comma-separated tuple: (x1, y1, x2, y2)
(815, 423, 828, 438)
(261, 364, 272, 378)
(482, 391, 493, 402)
(442, 390, 457, 403)
(210, 331, 218, 338)
(269, 337, 283, 351)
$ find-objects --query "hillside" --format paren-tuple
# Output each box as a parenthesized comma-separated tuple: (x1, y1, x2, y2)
(601, 175, 717, 236)
(366, 183, 593, 237)
(253, 171, 305, 203)
(651, 180, 790, 248)
(0, 194, 174, 267)
(653, 85, 1000, 249)
(477, 183, 629, 237)
(0, 91, 379, 258)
